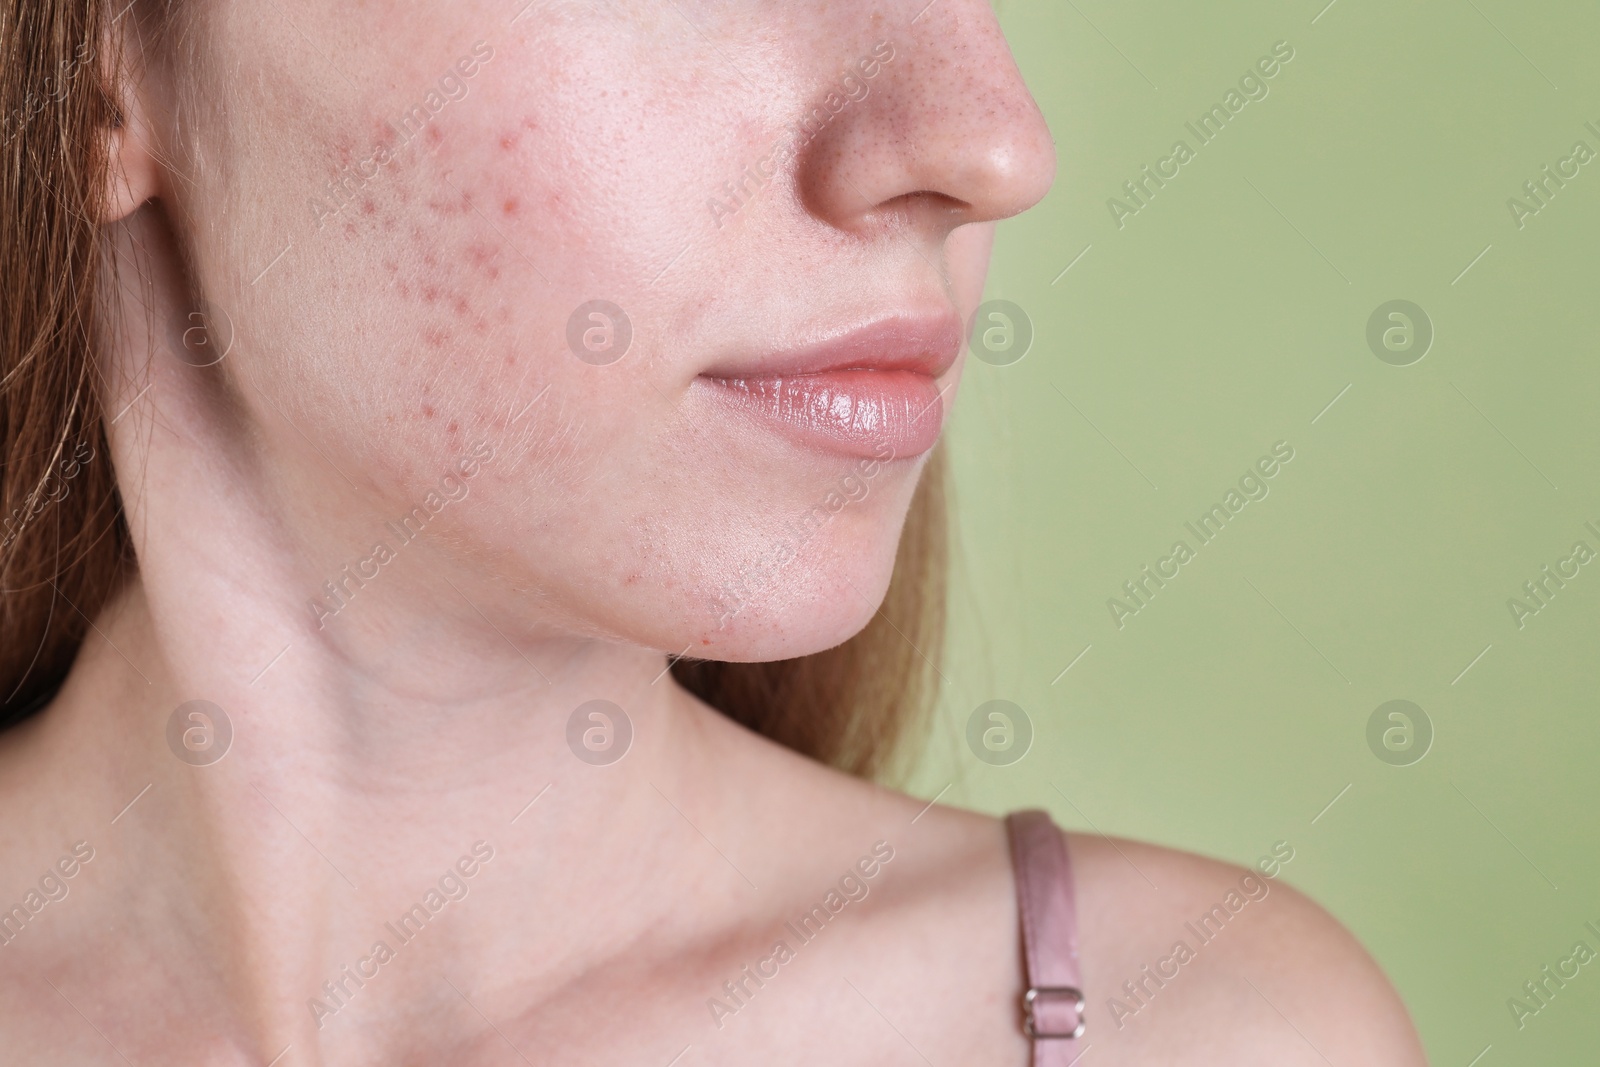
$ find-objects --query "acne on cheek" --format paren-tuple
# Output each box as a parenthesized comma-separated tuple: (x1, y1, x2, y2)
(305, 88, 583, 447)
(356, 193, 514, 362)
(223, 59, 547, 456)
(310, 103, 530, 301)
(336, 176, 529, 397)
(348, 237, 524, 460)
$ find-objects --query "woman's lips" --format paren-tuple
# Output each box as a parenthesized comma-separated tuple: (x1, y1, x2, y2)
(701, 369, 948, 459)
(694, 314, 961, 459)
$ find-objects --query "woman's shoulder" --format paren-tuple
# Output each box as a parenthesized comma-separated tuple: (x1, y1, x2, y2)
(815, 787, 1429, 1066)
(1060, 829, 1430, 1065)
(688, 724, 1428, 1063)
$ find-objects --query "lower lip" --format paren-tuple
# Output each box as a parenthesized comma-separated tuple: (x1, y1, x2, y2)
(698, 370, 948, 459)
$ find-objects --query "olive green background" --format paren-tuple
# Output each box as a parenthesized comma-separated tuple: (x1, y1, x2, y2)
(907, 2, 1600, 1062)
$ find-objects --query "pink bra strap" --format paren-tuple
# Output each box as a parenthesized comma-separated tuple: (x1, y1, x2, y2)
(1006, 810, 1086, 1065)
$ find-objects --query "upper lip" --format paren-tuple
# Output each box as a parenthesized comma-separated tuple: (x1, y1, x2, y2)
(698, 313, 964, 381)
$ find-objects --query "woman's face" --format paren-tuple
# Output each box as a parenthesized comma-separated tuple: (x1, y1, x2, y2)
(140, 0, 1053, 662)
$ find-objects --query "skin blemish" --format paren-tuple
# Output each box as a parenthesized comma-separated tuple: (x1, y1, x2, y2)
(421, 402, 436, 419)
(422, 285, 440, 304)
(361, 199, 376, 216)
(423, 326, 450, 349)
(502, 198, 519, 217)
(453, 297, 471, 318)
(466, 244, 500, 275)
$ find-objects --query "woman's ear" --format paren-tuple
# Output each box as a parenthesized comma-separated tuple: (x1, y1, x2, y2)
(100, 27, 162, 224)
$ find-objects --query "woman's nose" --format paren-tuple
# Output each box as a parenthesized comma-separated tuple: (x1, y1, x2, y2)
(794, 2, 1057, 240)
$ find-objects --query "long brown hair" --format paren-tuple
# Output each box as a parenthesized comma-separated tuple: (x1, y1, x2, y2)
(0, 0, 948, 780)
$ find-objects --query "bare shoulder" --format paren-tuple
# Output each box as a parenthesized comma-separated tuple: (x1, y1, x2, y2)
(1067, 832, 1429, 1065)
(688, 714, 1427, 1064)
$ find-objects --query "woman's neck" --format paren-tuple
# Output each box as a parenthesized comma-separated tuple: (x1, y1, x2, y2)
(7, 567, 756, 1061)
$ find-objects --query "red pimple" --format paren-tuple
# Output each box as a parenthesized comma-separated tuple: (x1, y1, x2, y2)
(360, 199, 376, 216)
(421, 403, 436, 418)
(502, 198, 519, 217)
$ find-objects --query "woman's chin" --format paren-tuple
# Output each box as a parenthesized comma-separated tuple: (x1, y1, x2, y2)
(674, 567, 895, 665)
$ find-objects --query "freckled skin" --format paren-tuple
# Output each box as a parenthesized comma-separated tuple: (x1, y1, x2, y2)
(156, 0, 1056, 662)
(118, 12, 1006, 731)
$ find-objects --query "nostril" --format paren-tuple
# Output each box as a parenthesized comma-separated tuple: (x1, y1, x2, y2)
(892, 189, 973, 214)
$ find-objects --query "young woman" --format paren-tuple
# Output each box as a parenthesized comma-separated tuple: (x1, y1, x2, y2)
(0, 1, 1429, 1063)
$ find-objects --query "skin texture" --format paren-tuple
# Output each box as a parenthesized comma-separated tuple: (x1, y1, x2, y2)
(0, 1, 1428, 1063)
